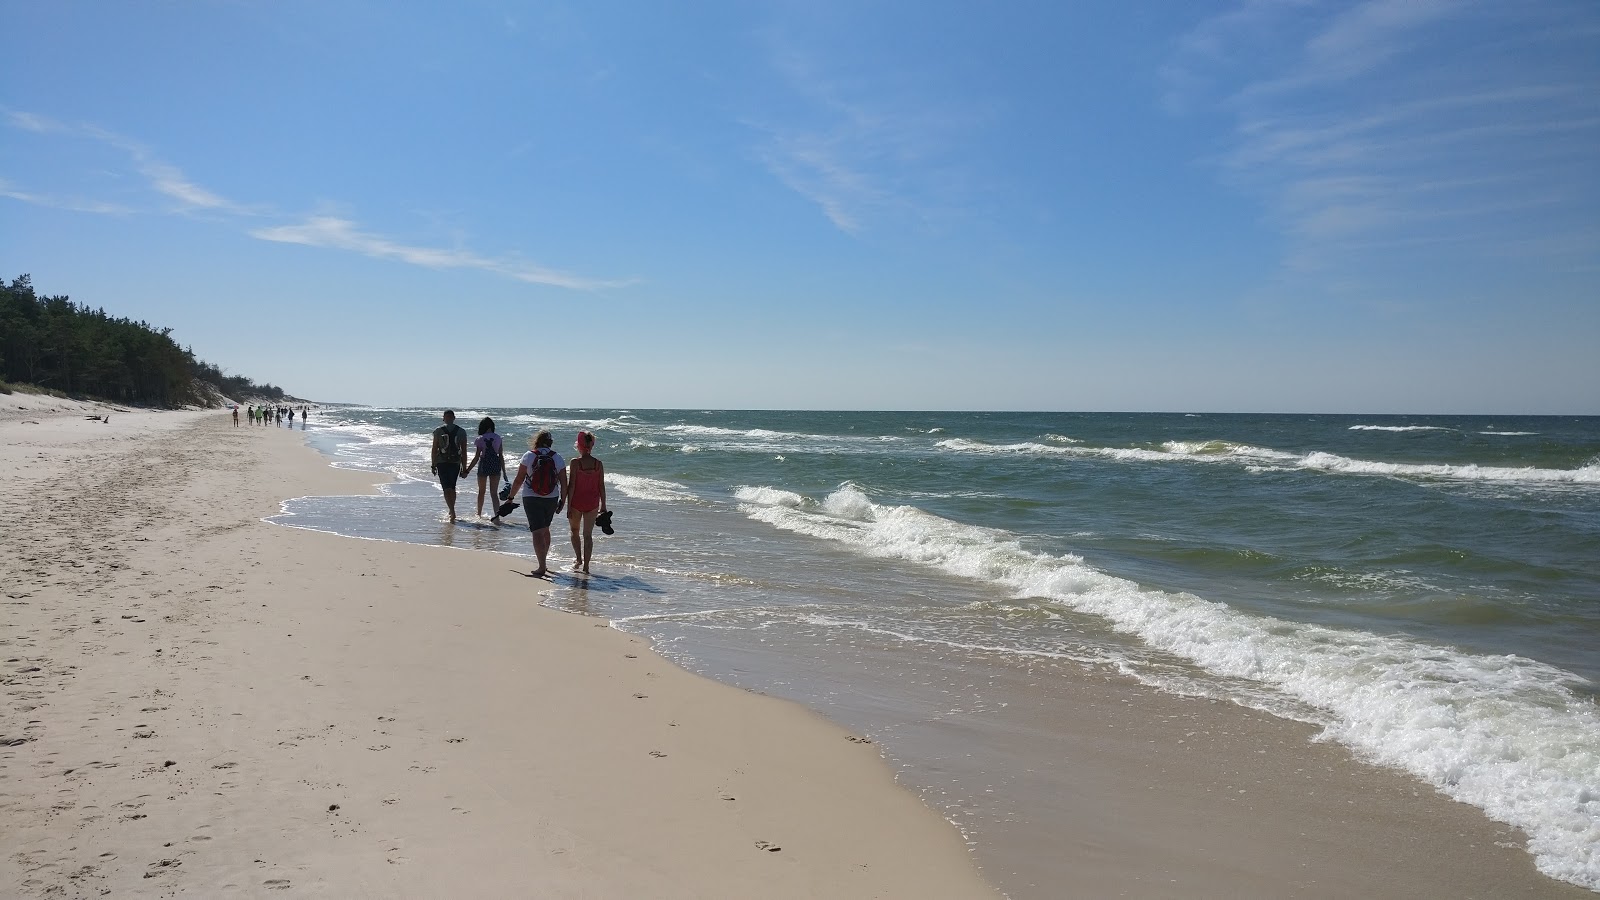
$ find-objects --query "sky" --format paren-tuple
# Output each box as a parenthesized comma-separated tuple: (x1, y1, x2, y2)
(2, 1, 1597, 413)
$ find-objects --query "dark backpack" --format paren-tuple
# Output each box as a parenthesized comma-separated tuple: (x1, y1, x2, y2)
(529, 448, 557, 495)
(438, 425, 463, 465)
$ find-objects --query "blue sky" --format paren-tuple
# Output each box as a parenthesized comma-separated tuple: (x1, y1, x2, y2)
(3, 1, 1596, 413)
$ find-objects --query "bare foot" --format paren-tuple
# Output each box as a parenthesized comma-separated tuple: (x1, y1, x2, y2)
(531, 568, 548, 578)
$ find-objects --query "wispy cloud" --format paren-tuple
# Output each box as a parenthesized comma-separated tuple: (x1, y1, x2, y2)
(4, 110, 242, 213)
(0, 177, 132, 215)
(251, 216, 631, 290)
(749, 40, 978, 235)
(1164, 1, 1600, 271)
(4, 110, 627, 291)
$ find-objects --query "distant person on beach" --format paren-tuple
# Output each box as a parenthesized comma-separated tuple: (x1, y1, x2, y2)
(503, 429, 568, 577)
(431, 410, 470, 523)
(463, 416, 507, 523)
(288, 407, 295, 427)
(232, 406, 239, 426)
(566, 431, 607, 574)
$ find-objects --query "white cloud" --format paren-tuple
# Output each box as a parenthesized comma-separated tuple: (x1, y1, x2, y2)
(250, 216, 630, 290)
(2, 110, 241, 213)
(0, 178, 132, 215)
(1167, 2, 1600, 271)
(749, 39, 977, 235)
(5, 110, 629, 291)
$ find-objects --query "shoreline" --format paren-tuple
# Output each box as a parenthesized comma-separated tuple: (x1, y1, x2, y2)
(0, 410, 997, 897)
(280, 407, 1597, 898)
(5, 408, 1592, 898)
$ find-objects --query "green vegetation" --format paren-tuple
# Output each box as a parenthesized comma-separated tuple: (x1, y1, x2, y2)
(0, 273, 285, 406)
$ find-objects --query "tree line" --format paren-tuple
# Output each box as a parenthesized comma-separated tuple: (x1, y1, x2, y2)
(0, 274, 286, 406)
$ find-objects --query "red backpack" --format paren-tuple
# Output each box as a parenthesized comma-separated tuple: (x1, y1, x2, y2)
(529, 448, 558, 495)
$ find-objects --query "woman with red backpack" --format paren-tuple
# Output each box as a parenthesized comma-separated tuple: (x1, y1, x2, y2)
(502, 428, 567, 577)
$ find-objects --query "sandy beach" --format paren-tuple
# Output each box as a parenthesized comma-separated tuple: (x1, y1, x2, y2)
(0, 405, 997, 898)
(2, 402, 1591, 899)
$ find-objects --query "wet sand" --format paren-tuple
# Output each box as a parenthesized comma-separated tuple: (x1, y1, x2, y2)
(0, 407, 996, 897)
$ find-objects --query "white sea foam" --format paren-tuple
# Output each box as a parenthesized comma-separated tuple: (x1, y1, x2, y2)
(503, 414, 632, 431)
(664, 424, 905, 445)
(937, 437, 1600, 487)
(1043, 433, 1081, 444)
(1349, 425, 1455, 432)
(735, 484, 1600, 890)
(608, 474, 698, 502)
(1298, 452, 1600, 484)
(733, 485, 809, 508)
(937, 438, 1071, 456)
(666, 424, 805, 440)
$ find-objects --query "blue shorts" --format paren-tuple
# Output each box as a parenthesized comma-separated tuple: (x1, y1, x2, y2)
(524, 496, 559, 531)
(437, 463, 461, 490)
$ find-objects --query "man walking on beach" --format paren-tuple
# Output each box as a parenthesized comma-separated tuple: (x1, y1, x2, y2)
(431, 410, 470, 523)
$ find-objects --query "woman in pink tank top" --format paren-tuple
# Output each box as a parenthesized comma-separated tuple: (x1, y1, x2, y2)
(566, 431, 607, 574)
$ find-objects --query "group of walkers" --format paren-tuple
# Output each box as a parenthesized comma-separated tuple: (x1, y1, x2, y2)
(431, 410, 608, 578)
(242, 404, 310, 428)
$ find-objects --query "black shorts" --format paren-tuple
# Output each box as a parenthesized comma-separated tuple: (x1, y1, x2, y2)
(524, 496, 559, 531)
(437, 462, 461, 490)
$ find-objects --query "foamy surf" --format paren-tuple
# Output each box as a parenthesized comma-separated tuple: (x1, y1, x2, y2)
(1349, 425, 1456, 432)
(735, 483, 1600, 890)
(936, 437, 1600, 486)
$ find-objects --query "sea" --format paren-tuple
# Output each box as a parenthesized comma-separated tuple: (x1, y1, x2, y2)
(268, 407, 1600, 892)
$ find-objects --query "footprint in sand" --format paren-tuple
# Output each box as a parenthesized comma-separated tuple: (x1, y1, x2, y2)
(263, 878, 291, 889)
(754, 840, 782, 852)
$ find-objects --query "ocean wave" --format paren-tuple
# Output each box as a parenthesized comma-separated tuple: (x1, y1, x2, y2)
(608, 474, 699, 502)
(733, 485, 809, 508)
(937, 437, 1599, 486)
(735, 484, 1600, 890)
(1349, 425, 1455, 432)
(503, 414, 633, 432)
(1480, 431, 1540, 436)
(938, 437, 1296, 465)
(1043, 433, 1081, 444)
(663, 424, 905, 445)
(1298, 452, 1600, 484)
(937, 438, 1073, 456)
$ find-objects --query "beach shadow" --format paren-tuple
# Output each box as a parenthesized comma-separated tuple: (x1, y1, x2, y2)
(567, 573, 665, 595)
(508, 569, 664, 595)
